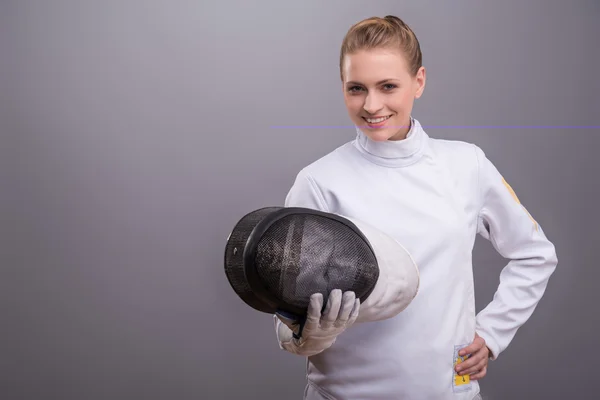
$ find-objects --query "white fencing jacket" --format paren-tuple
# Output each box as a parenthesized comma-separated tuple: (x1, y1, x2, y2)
(275, 118, 558, 400)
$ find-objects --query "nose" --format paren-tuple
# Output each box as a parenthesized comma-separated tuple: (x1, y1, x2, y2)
(363, 92, 383, 114)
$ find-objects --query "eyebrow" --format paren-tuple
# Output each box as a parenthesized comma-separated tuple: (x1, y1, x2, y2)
(346, 79, 398, 86)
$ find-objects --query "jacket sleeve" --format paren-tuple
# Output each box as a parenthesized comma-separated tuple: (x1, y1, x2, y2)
(283, 170, 330, 211)
(272, 170, 333, 356)
(473, 145, 558, 360)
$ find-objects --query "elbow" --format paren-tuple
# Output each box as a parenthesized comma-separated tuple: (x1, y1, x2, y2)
(524, 236, 558, 272)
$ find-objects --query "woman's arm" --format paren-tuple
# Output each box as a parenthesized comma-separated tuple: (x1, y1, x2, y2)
(473, 145, 558, 360)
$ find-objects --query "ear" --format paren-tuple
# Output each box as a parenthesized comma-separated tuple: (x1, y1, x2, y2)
(414, 66, 426, 99)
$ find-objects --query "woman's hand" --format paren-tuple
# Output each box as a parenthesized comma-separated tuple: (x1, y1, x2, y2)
(455, 333, 490, 380)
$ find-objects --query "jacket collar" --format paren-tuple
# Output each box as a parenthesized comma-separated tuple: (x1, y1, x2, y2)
(353, 117, 427, 167)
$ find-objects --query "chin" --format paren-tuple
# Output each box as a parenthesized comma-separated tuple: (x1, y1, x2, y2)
(354, 121, 392, 141)
(363, 129, 392, 142)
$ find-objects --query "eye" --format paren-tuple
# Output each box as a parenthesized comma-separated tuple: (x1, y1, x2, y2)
(382, 83, 397, 90)
(347, 86, 364, 93)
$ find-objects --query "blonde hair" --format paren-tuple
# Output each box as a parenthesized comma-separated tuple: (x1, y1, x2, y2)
(339, 15, 423, 80)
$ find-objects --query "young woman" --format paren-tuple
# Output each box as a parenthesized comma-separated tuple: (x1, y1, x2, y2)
(273, 15, 558, 400)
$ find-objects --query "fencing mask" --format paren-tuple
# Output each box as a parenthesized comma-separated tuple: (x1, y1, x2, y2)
(224, 207, 419, 326)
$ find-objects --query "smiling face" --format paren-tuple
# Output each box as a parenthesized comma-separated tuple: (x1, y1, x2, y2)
(341, 47, 426, 141)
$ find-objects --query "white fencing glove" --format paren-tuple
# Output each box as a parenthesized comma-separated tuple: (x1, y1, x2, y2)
(273, 289, 360, 357)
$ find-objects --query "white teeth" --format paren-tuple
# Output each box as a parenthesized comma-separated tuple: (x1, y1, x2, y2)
(366, 115, 391, 123)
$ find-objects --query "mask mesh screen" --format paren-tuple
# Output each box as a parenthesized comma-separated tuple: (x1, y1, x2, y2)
(254, 213, 379, 311)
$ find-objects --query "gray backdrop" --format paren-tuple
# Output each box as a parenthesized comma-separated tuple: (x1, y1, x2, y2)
(2, 1, 598, 399)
